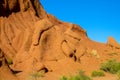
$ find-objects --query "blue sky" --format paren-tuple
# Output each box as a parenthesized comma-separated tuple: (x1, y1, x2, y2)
(40, 0, 120, 43)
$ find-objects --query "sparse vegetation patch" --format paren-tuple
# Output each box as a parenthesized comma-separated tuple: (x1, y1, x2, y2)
(91, 70, 105, 77)
(60, 70, 91, 80)
(29, 71, 44, 80)
(91, 50, 100, 58)
(117, 70, 120, 80)
(100, 60, 120, 74)
(7, 58, 13, 65)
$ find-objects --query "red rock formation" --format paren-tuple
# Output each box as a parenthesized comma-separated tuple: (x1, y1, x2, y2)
(107, 36, 120, 49)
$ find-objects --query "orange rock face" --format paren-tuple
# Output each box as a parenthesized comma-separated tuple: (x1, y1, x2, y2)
(107, 36, 120, 49)
(0, 0, 120, 80)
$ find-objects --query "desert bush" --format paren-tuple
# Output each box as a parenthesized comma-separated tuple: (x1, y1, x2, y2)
(7, 58, 13, 65)
(29, 71, 44, 80)
(60, 70, 91, 80)
(117, 70, 120, 80)
(91, 70, 105, 77)
(100, 60, 120, 74)
(60, 75, 91, 80)
(60, 76, 67, 80)
(91, 50, 100, 58)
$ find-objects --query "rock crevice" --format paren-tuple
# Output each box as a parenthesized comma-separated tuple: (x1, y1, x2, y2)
(0, 0, 47, 17)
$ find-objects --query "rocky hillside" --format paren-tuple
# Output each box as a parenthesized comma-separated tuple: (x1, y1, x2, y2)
(0, 0, 120, 80)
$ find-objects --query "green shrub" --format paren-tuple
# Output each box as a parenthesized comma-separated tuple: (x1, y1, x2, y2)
(29, 71, 44, 80)
(68, 75, 81, 80)
(91, 50, 100, 58)
(91, 71, 105, 77)
(60, 76, 67, 80)
(60, 71, 91, 80)
(76, 74, 91, 80)
(60, 75, 91, 80)
(7, 58, 13, 65)
(117, 70, 120, 80)
(100, 60, 120, 74)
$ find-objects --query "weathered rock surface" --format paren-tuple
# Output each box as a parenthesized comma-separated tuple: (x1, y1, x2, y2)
(0, 0, 120, 80)
(0, 0, 47, 17)
(107, 36, 120, 49)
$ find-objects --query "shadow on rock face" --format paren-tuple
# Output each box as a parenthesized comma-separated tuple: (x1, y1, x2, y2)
(0, 61, 2, 67)
(0, 0, 20, 17)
